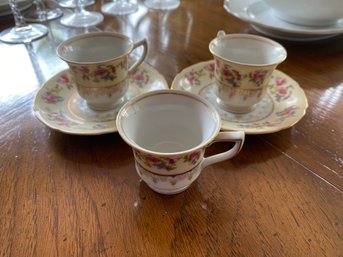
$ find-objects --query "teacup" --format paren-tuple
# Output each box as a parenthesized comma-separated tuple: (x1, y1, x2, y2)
(209, 31, 287, 113)
(57, 32, 148, 111)
(263, 0, 343, 26)
(116, 89, 245, 194)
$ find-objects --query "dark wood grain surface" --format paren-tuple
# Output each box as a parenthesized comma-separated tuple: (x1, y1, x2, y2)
(0, 0, 342, 256)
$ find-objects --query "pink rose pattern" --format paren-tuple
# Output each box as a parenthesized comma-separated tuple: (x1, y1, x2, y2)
(238, 105, 298, 129)
(269, 76, 293, 102)
(46, 111, 105, 129)
(47, 111, 74, 127)
(217, 62, 269, 88)
(219, 64, 242, 87)
(42, 73, 74, 104)
(134, 150, 201, 171)
(185, 62, 215, 86)
(130, 68, 150, 88)
(249, 70, 268, 86)
(71, 60, 126, 83)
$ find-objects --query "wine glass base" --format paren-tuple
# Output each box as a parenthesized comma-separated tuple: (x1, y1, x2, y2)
(60, 11, 104, 28)
(101, 1, 138, 15)
(0, 24, 48, 44)
(144, 0, 180, 10)
(58, 0, 94, 8)
(23, 8, 64, 22)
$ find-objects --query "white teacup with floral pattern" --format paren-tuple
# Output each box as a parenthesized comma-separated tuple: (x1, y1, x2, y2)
(57, 32, 148, 111)
(116, 89, 245, 194)
(209, 31, 287, 113)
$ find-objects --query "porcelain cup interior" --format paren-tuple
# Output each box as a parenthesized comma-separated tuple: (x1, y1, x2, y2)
(56, 32, 148, 111)
(263, 0, 343, 26)
(116, 89, 245, 194)
(209, 31, 287, 113)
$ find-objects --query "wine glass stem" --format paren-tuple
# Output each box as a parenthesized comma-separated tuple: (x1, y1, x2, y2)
(9, 0, 27, 27)
(33, 0, 47, 21)
(9, 0, 31, 30)
(76, 0, 84, 13)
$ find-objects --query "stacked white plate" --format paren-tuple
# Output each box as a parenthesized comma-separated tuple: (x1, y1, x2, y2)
(0, 0, 33, 17)
(224, 0, 343, 41)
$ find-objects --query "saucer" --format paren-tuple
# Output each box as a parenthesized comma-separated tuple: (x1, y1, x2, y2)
(224, 0, 343, 41)
(250, 25, 340, 42)
(33, 63, 169, 135)
(171, 61, 308, 134)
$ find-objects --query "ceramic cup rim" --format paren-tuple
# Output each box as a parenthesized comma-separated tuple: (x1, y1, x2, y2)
(209, 33, 287, 67)
(116, 89, 221, 156)
(56, 32, 134, 65)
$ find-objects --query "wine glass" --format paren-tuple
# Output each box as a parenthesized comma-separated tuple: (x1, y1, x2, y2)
(60, 0, 104, 28)
(101, 0, 138, 16)
(144, 0, 180, 10)
(58, 0, 94, 8)
(23, 0, 63, 22)
(0, 0, 49, 44)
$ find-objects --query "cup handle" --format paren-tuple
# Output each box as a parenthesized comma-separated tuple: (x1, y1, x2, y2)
(200, 131, 245, 171)
(128, 39, 148, 73)
(217, 30, 226, 38)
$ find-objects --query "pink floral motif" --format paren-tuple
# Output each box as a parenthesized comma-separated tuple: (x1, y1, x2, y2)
(136, 152, 179, 171)
(249, 70, 268, 86)
(83, 65, 117, 81)
(238, 105, 298, 129)
(270, 76, 294, 102)
(42, 86, 64, 104)
(220, 64, 242, 87)
(42, 72, 77, 104)
(276, 77, 286, 86)
(72, 60, 126, 83)
(42, 89, 64, 104)
(58, 74, 70, 84)
(185, 71, 199, 85)
(134, 150, 201, 171)
(58, 74, 74, 90)
(276, 106, 298, 117)
(185, 63, 215, 86)
(47, 111, 71, 126)
(205, 62, 215, 79)
(79, 66, 90, 74)
(183, 151, 201, 165)
(130, 68, 150, 88)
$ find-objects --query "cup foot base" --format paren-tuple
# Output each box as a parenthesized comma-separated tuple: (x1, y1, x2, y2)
(87, 103, 117, 111)
(145, 183, 192, 195)
(86, 97, 125, 111)
(144, 0, 180, 10)
(135, 161, 201, 195)
(216, 98, 256, 114)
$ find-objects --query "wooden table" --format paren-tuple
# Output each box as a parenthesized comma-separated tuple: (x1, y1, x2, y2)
(1, 0, 342, 256)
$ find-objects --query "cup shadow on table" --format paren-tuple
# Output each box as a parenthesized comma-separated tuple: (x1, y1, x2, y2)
(48, 130, 135, 176)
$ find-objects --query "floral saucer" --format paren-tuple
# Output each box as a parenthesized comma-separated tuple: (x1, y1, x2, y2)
(171, 61, 308, 134)
(33, 63, 169, 135)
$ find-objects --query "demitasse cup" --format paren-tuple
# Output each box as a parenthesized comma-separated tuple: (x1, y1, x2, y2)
(57, 32, 148, 111)
(116, 89, 245, 194)
(263, 0, 343, 26)
(209, 31, 287, 113)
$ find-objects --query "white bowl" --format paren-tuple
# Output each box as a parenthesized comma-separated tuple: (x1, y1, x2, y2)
(264, 0, 343, 26)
